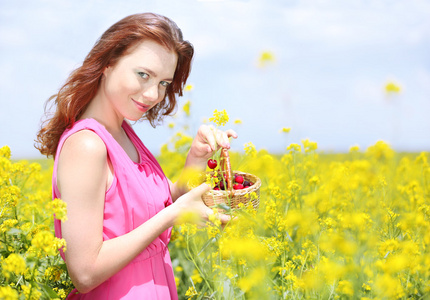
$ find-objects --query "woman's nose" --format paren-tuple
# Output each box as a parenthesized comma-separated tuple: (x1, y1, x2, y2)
(142, 84, 159, 102)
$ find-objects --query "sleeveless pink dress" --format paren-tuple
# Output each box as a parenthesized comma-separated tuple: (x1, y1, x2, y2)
(52, 118, 178, 299)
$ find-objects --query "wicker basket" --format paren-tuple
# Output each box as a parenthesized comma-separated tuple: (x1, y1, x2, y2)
(202, 149, 261, 210)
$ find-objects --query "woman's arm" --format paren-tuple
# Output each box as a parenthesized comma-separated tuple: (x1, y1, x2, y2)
(57, 130, 209, 293)
(169, 125, 238, 202)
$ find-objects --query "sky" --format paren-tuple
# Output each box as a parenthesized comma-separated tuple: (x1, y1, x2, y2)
(1, 0, 430, 159)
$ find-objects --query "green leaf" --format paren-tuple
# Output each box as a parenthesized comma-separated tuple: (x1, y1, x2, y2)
(36, 282, 60, 299)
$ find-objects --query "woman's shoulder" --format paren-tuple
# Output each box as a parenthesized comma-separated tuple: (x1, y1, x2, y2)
(60, 129, 107, 163)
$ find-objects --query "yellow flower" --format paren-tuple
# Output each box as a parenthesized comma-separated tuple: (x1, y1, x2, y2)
(385, 81, 401, 93)
(374, 274, 403, 298)
(237, 267, 266, 292)
(280, 127, 291, 133)
(366, 140, 394, 160)
(286, 143, 301, 152)
(349, 145, 360, 152)
(244, 142, 257, 157)
(208, 109, 229, 127)
(336, 280, 354, 296)
(48, 198, 68, 222)
(21, 283, 42, 300)
(185, 286, 198, 298)
(362, 281, 372, 291)
(1, 254, 26, 279)
(44, 266, 63, 281)
(191, 269, 202, 284)
(221, 237, 267, 261)
(0, 285, 18, 300)
(182, 100, 191, 117)
(0, 219, 19, 233)
(31, 231, 58, 256)
(302, 138, 318, 152)
(0, 145, 12, 159)
(258, 51, 276, 67)
(234, 119, 242, 124)
(184, 84, 193, 92)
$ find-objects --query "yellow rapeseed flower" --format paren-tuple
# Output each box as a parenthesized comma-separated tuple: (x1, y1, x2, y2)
(385, 81, 401, 93)
(258, 51, 276, 68)
(336, 280, 354, 296)
(1, 254, 26, 279)
(244, 142, 257, 157)
(0, 145, 11, 159)
(31, 231, 58, 256)
(48, 198, 68, 222)
(208, 109, 229, 127)
(182, 100, 191, 117)
(0, 285, 18, 299)
(286, 143, 301, 152)
(184, 84, 193, 92)
(185, 286, 198, 298)
(349, 145, 360, 152)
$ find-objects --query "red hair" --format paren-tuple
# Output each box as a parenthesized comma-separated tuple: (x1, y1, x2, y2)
(35, 13, 194, 157)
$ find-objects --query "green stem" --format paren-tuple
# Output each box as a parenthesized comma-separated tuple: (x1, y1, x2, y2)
(186, 233, 213, 295)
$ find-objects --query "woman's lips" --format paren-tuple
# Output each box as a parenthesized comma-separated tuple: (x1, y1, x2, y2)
(132, 99, 150, 112)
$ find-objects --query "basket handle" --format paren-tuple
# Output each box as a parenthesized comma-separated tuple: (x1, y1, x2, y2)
(220, 148, 234, 193)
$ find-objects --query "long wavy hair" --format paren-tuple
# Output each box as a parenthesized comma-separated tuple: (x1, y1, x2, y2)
(35, 13, 194, 157)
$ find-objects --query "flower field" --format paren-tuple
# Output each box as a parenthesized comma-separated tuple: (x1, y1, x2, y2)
(1, 115, 430, 299)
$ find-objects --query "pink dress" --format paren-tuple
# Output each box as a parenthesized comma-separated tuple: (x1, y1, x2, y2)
(52, 118, 178, 299)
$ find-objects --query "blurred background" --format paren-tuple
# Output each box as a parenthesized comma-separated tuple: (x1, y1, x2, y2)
(1, 0, 429, 159)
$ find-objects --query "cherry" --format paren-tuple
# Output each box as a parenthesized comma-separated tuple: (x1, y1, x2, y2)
(243, 180, 253, 187)
(235, 175, 244, 184)
(233, 183, 244, 190)
(219, 181, 225, 190)
(207, 159, 217, 169)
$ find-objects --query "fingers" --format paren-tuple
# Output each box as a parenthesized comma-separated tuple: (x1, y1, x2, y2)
(205, 207, 231, 225)
(202, 125, 217, 152)
(214, 130, 230, 149)
(204, 125, 238, 150)
(190, 183, 211, 196)
(225, 129, 238, 139)
(218, 213, 231, 224)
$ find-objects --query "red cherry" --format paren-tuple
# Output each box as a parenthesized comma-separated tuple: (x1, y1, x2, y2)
(233, 183, 244, 190)
(244, 180, 255, 187)
(214, 187, 220, 190)
(207, 159, 217, 169)
(219, 181, 225, 190)
(235, 175, 244, 184)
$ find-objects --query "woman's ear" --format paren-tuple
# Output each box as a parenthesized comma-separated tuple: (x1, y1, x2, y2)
(103, 65, 111, 77)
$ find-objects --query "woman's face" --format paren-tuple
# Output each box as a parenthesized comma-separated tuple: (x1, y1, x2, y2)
(102, 39, 178, 122)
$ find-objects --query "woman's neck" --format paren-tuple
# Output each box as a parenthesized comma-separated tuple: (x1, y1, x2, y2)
(80, 91, 124, 136)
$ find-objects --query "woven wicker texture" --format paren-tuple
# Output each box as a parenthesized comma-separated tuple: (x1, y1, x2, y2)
(202, 149, 261, 210)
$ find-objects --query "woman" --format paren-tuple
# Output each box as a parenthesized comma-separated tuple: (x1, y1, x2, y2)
(35, 13, 236, 299)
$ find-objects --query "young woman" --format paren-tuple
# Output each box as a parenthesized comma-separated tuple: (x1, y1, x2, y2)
(35, 13, 236, 299)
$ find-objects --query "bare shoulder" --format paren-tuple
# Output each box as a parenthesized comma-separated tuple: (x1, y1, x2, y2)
(57, 130, 108, 194)
(60, 130, 107, 161)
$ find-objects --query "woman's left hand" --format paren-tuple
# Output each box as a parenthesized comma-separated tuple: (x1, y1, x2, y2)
(188, 124, 238, 165)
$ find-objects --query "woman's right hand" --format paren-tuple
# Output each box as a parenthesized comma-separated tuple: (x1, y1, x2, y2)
(172, 183, 231, 225)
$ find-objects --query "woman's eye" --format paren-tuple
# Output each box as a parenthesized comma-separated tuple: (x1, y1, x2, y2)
(160, 81, 170, 87)
(138, 72, 149, 79)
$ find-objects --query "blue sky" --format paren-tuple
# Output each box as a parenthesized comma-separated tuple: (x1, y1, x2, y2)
(1, 0, 430, 159)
